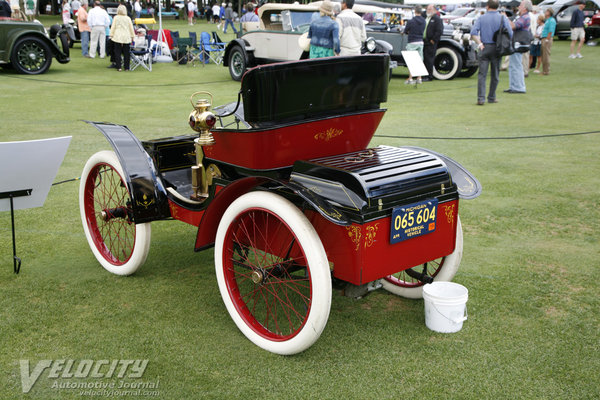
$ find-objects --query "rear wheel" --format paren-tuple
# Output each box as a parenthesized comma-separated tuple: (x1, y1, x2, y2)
(433, 46, 463, 80)
(228, 46, 247, 81)
(381, 217, 463, 299)
(215, 192, 331, 355)
(79, 151, 151, 275)
(459, 66, 478, 78)
(11, 36, 52, 75)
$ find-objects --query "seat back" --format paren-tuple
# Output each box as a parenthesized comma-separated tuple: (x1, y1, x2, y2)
(189, 31, 198, 48)
(242, 21, 260, 32)
(241, 55, 390, 126)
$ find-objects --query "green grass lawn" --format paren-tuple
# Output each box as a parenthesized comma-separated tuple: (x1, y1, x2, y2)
(1, 17, 599, 399)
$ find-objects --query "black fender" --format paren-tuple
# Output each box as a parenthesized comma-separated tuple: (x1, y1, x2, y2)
(85, 121, 171, 223)
(402, 146, 482, 200)
(8, 30, 70, 64)
(438, 38, 465, 55)
(223, 38, 254, 67)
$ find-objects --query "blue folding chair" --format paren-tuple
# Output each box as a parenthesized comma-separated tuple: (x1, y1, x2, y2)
(200, 31, 226, 65)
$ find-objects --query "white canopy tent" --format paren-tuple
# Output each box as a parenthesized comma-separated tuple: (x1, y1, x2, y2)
(154, 0, 173, 63)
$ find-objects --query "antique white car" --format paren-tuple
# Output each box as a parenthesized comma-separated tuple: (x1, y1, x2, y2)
(223, 2, 393, 81)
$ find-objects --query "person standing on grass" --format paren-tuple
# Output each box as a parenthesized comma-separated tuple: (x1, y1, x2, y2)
(78, 1, 91, 57)
(0, 0, 11, 17)
(62, 0, 71, 24)
(505, 0, 531, 95)
(212, 2, 220, 24)
(223, 2, 237, 34)
(134, 0, 141, 19)
(307, 0, 340, 58)
(110, 4, 135, 71)
(337, 0, 366, 56)
(403, 5, 425, 85)
(88, 1, 111, 59)
(471, 0, 512, 105)
(569, 1, 585, 59)
(188, 0, 196, 25)
(422, 4, 443, 82)
(540, 8, 556, 75)
(240, 3, 258, 22)
(217, 2, 226, 30)
(71, 0, 81, 17)
(531, 14, 544, 73)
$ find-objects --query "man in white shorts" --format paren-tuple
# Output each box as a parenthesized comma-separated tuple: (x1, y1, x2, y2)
(569, 1, 586, 59)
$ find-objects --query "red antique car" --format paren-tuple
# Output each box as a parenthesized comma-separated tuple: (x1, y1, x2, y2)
(79, 55, 480, 355)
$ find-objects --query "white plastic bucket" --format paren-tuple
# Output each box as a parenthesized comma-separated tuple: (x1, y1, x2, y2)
(423, 282, 468, 333)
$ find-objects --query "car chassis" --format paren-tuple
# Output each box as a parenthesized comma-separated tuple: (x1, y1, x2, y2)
(80, 55, 481, 355)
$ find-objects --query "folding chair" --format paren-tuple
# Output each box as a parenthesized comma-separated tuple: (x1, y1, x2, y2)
(200, 31, 226, 65)
(130, 34, 152, 71)
(177, 37, 202, 66)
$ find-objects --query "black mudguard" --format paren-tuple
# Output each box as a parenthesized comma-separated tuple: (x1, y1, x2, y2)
(402, 146, 482, 200)
(85, 121, 171, 223)
(277, 180, 351, 226)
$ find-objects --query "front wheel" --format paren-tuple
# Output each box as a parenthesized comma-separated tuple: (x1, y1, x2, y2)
(228, 46, 247, 81)
(381, 217, 463, 299)
(11, 36, 52, 75)
(215, 191, 332, 355)
(79, 151, 151, 275)
(433, 46, 463, 80)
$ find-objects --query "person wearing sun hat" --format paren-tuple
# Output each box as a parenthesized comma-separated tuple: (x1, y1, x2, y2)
(307, 0, 340, 58)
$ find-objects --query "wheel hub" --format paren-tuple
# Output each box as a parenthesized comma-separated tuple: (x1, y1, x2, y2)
(251, 269, 264, 284)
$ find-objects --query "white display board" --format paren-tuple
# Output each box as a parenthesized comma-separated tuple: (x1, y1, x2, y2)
(0, 136, 72, 212)
(401, 50, 429, 77)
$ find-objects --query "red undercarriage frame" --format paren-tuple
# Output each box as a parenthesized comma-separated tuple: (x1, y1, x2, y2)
(168, 196, 459, 287)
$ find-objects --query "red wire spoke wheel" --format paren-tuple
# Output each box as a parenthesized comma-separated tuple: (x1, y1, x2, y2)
(215, 192, 331, 355)
(79, 151, 151, 275)
(381, 217, 463, 299)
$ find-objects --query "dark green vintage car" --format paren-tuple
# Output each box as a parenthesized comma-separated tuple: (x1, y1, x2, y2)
(0, 19, 70, 74)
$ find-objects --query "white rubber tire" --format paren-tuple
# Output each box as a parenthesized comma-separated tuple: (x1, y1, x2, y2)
(215, 191, 331, 355)
(79, 150, 151, 276)
(433, 46, 462, 80)
(381, 217, 463, 299)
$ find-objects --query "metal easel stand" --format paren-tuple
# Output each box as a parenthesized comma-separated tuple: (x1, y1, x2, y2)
(0, 189, 32, 274)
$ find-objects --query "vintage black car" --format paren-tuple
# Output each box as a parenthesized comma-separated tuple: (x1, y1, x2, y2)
(365, 19, 478, 80)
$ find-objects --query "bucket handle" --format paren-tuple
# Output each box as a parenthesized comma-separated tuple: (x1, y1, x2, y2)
(431, 302, 468, 325)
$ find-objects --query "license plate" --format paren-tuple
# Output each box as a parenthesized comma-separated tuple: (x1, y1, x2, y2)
(390, 199, 438, 244)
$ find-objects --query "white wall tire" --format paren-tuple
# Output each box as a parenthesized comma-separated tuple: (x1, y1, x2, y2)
(433, 46, 463, 80)
(215, 191, 331, 355)
(381, 217, 463, 299)
(79, 151, 151, 276)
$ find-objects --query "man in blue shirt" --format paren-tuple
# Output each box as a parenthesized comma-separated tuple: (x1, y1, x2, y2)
(569, 1, 586, 58)
(471, 0, 513, 105)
